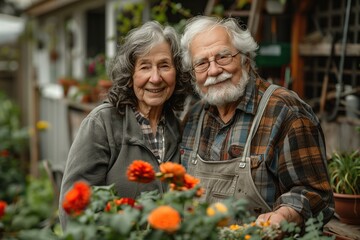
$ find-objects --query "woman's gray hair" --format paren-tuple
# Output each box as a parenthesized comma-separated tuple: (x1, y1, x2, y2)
(181, 16, 258, 73)
(107, 21, 191, 114)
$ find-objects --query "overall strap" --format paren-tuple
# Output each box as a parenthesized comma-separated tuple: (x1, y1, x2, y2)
(242, 84, 280, 161)
(192, 108, 205, 155)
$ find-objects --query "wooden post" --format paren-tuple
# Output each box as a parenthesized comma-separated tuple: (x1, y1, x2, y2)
(291, 0, 312, 98)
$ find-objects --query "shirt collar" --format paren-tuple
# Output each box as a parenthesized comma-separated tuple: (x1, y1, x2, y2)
(132, 107, 166, 125)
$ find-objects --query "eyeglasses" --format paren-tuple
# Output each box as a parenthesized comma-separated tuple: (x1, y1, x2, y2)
(192, 51, 242, 73)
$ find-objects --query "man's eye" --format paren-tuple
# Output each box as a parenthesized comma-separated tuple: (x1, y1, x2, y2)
(196, 61, 207, 67)
(217, 54, 229, 60)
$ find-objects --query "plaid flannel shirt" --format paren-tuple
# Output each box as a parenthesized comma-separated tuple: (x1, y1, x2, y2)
(133, 108, 165, 163)
(181, 77, 334, 224)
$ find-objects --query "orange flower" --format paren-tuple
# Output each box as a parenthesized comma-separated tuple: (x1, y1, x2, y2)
(0, 200, 7, 218)
(183, 174, 200, 189)
(105, 197, 136, 212)
(127, 160, 155, 183)
(148, 205, 181, 233)
(158, 162, 186, 186)
(62, 181, 91, 216)
(229, 224, 240, 230)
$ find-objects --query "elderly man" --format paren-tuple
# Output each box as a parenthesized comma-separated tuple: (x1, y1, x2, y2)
(180, 16, 334, 227)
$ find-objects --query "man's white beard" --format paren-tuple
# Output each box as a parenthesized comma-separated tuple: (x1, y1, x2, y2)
(194, 70, 249, 106)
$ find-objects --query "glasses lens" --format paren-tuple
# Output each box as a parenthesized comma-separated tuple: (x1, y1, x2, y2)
(194, 62, 209, 73)
(215, 54, 232, 66)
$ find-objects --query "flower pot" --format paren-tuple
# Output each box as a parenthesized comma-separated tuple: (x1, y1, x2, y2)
(97, 79, 112, 100)
(58, 78, 78, 97)
(334, 193, 360, 225)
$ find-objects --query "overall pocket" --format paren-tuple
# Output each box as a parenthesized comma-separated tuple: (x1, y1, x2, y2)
(194, 171, 238, 203)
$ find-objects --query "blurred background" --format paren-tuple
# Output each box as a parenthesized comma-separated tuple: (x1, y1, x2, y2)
(0, 0, 359, 221)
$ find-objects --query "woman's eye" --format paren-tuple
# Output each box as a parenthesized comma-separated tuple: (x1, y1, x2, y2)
(160, 64, 171, 69)
(140, 65, 151, 70)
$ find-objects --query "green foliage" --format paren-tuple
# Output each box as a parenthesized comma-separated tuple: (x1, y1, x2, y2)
(150, 0, 192, 33)
(60, 185, 329, 240)
(0, 92, 29, 153)
(328, 150, 360, 194)
(1, 182, 332, 240)
(0, 91, 29, 203)
(116, 2, 145, 38)
(115, 0, 193, 40)
(0, 166, 56, 239)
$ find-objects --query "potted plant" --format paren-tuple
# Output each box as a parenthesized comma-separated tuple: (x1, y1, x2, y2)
(328, 150, 360, 225)
(58, 77, 78, 97)
(86, 54, 112, 101)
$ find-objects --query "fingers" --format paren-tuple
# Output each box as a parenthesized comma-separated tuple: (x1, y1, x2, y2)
(256, 212, 285, 226)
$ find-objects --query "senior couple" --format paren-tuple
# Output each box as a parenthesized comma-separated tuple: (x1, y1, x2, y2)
(59, 16, 334, 230)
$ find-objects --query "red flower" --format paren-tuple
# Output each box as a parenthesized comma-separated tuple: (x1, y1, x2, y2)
(0, 149, 10, 158)
(158, 162, 186, 185)
(148, 205, 181, 233)
(62, 181, 91, 216)
(105, 197, 136, 212)
(0, 200, 7, 218)
(114, 197, 135, 207)
(170, 174, 203, 196)
(127, 160, 155, 183)
(183, 174, 200, 189)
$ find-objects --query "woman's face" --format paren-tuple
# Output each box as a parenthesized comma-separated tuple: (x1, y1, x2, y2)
(133, 41, 176, 112)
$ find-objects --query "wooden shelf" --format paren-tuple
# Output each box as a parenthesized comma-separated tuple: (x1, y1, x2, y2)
(224, 10, 251, 17)
(299, 43, 360, 57)
(324, 217, 360, 240)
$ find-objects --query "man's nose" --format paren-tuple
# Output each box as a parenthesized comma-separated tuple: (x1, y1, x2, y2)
(207, 60, 223, 76)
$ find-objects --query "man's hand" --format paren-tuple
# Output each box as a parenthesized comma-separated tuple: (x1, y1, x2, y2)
(256, 206, 303, 226)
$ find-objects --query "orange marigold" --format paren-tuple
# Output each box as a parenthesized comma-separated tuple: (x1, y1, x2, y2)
(127, 160, 155, 183)
(0, 200, 7, 218)
(62, 181, 91, 216)
(158, 162, 186, 185)
(148, 205, 181, 233)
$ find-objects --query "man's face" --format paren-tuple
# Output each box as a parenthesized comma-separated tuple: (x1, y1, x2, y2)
(189, 26, 248, 106)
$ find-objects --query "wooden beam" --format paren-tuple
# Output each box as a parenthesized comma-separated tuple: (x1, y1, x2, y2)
(291, 0, 312, 98)
(24, 0, 81, 17)
(299, 43, 360, 56)
(291, 12, 305, 97)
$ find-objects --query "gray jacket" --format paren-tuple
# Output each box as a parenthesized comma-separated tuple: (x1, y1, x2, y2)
(59, 103, 181, 228)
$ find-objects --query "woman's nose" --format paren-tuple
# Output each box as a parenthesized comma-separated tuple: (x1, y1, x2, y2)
(149, 68, 162, 83)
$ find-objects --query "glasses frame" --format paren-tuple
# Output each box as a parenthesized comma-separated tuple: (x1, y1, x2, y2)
(192, 51, 242, 73)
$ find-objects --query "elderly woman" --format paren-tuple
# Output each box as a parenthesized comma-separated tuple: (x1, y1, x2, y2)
(59, 21, 190, 229)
